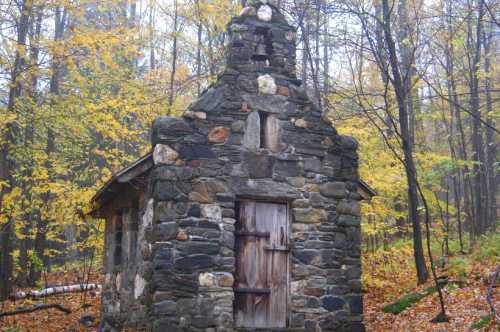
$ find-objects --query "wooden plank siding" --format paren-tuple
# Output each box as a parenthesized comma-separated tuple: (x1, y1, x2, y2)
(234, 201, 289, 329)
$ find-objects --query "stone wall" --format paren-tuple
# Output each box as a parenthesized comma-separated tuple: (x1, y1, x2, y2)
(148, 115, 362, 331)
(101, 185, 151, 330)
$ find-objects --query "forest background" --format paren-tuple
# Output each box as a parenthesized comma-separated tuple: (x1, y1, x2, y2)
(0, 0, 498, 330)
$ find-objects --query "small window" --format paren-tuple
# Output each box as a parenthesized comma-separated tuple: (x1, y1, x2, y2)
(259, 112, 268, 149)
(259, 112, 280, 152)
(114, 213, 123, 266)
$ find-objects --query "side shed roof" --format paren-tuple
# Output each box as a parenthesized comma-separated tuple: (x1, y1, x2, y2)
(88, 152, 153, 217)
(358, 179, 377, 201)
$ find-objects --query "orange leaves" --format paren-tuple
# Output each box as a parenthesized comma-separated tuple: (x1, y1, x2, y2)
(0, 269, 103, 332)
(363, 243, 500, 331)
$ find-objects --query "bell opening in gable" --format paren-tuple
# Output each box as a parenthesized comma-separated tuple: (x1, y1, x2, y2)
(251, 27, 273, 64)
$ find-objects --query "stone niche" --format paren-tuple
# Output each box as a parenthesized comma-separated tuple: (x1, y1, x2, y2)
(90, 1, 365, 331)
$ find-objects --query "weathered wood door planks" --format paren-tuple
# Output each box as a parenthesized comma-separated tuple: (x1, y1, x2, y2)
(234, 201, 289, 328)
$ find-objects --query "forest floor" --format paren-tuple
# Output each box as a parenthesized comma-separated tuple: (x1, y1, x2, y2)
(364, 258, 499, 331)
(363, 233, 499, 331)
(0, 236, 498, 331)
(0, 268, 103, 332)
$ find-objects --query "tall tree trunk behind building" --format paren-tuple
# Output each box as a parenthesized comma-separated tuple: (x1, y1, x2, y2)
(20, 4, 44, 286)
(397, 0, 417, 146)
(0, 0, 33, 300)
(322, 0, 329, 96)
(382, 0, 428, 284)
(482, 23, 497, 230)
(469, 0, 488, 236)
(196, 0, 203, 97)
(35, 5, 68, 277)
(168, 0, 179, 110)
(444, 0, 466, 252)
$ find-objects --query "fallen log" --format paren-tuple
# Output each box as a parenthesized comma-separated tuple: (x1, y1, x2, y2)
(10, 283, 101, 300)
(0, 303, 71, 318)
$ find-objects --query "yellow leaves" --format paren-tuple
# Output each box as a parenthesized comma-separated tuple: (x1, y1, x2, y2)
(195, 0, 241, 32)
(93, 113, 122, 142)
(0, 111, 17, 134)
(337, 115, 407, 235)
(2, 187, 22, 209)
(101, 49, 118, 70)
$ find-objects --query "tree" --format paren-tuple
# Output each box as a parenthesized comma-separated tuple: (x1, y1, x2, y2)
(381, 0, 429, 284)
(1, 0, 33, 300)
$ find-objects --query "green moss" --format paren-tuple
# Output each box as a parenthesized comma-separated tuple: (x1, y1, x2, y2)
(469, 314, 492, 330)
(4, 327, 21, 332)
(382, 286, 437, 314)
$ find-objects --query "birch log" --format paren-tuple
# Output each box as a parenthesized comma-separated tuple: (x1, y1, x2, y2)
(10, 283, 101, 300)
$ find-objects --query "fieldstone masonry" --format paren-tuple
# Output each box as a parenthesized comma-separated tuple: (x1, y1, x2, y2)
(95, 1, 364, 331)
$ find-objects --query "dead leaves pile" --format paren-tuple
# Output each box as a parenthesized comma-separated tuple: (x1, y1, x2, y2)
(364, 261, 499, 331)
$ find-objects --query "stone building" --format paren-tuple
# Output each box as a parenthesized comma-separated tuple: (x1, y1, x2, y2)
(90, 1, 366, 331)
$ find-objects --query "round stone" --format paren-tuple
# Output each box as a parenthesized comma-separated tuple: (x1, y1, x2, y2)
(257, 74, 277, 94)
(208, 126, 230, 144)
(199, 272, 216, 287)
(257, 5, 272, 21)
(294, 118, 308, 128)
(176, 230, 188, 241)
(216, 273, 234, 287)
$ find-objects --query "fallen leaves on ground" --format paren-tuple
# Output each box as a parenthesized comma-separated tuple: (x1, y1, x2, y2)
(0, 269, 104, 332)
(1, 261, 498, 331)
(365, 262, 499, 331)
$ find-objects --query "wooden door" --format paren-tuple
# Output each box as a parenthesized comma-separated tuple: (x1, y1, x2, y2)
(234, 201, 289, 328)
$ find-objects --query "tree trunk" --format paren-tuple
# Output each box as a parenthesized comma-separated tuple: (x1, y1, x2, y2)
(397, 0, 416, 146)
(382, 0, 428, 284)
(23, 4, 44, 286)
(196, 0, 203, 97)
(313, 0, 321, 106)
(149, 0, 155, 70)
(0, 0, 33, 300)
(168, 0, 178, 110)
(482, 23, 497, 230)
(322, 0, 329, 96)
(444, 0, 465, 253)
(374, 1, 395, 136)
(469, 0, 487, 235)
(37, 5, 68, 277)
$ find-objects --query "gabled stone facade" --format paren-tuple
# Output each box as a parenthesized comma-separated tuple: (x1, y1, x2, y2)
(92, 1, 364, 331)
